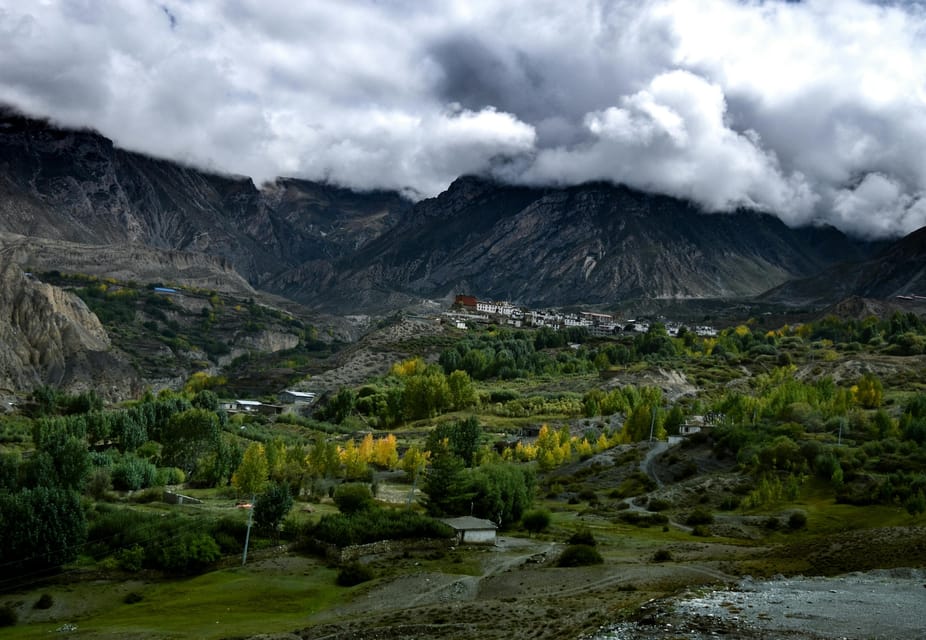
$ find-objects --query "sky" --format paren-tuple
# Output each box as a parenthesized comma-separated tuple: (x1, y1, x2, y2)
(1, 0, 926, 238)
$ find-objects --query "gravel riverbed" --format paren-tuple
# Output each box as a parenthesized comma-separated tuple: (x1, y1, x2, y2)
(588, 568, 926, 640)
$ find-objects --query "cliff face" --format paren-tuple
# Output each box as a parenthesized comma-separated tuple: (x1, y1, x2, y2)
(0, 260, 136, 396)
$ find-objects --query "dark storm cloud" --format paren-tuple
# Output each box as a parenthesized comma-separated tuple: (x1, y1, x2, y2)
(0, 0, 925, 237)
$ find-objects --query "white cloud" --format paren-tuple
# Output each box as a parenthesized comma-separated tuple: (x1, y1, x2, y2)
(1, 0, 926, 237)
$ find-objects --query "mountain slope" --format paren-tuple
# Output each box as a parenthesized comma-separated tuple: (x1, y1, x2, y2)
(0, 109, 880, 313)
(762, 225, 926, 306)
(0, 108, 412, 290)
(289, 177, 875, 311)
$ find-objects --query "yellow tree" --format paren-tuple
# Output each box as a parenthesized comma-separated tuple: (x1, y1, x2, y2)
(373, 434, 399, 470)
(854, 373, 884, 409)
(576, 437, 593, 459)
(400, 445, 430, 482)
(358, 433, 375, 465)
(233, 442, 268, 497)
(340, 439, 368, 479)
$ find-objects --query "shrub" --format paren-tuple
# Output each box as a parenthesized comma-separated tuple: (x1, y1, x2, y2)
(111, 456, 158, 491)
(557, 544, 603, 567)
(567, 528, 597, 546)
(522, 509, 552, 535)
(34, 593, 54, 610)
(685, 508, 714, 526)
(333, 483, 374, 514)
(788, 510, 808, 530)
(337, 563, 373, 586)
(719, 495, 740, 511)
(616, 511, 668, 527)
(652, 549, 673, 563)
(156, 467, 185, 486)
(0, 605, 17, 627)
(152, 533, 221, 574)
(123, 592, 144, 604)
(116, 545, 145, 572)
(647, 498, 672, 512)
(691, 525, 711, 537)
(309, 507, 454, 547)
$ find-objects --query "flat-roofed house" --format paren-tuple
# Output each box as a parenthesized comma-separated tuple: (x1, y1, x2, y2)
(441, 516, 498, 545)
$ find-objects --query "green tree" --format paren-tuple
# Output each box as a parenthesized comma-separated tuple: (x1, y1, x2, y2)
(427, 416, 482, 467)
(403, 372, 451, 420)
(447, 370, 477, 410)
(254, 482, 294, 535)
(160, 408, 220, 475)
(470, 463, 535, 527)
(0, 487, 87, 571)
(421, 446, 473, 517)
(521, 508, 551, 535)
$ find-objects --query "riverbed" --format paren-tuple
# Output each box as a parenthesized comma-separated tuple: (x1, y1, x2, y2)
(589, 568, 926, 639)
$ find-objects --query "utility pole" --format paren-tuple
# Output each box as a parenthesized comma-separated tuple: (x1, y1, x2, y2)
(242, 493, 255, 566)
(648, 404, 657, 442)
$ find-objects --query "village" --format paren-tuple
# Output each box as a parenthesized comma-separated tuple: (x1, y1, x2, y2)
(446, 294, 718, 338)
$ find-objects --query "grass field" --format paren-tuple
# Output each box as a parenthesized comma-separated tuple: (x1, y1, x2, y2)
(4, 557, 340, 639)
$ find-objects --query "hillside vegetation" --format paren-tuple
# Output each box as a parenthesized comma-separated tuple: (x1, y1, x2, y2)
(1, 306, 925, 639)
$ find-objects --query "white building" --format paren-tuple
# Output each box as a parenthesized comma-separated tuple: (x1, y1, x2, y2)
(441, 516, 498, 545)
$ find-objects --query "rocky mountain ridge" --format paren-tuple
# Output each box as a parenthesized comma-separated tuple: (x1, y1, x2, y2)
(300, 176, 876, 311)
(0, 107, 897, 315)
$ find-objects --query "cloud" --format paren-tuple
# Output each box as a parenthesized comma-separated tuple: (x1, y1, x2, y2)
(1, 1, 926, 237)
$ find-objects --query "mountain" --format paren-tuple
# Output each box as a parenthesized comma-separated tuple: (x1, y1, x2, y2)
(295, 176, 876, 311)
(0, 107, 412, 292)
(0, 108, 878, 313)
(761, 225, 926, 307)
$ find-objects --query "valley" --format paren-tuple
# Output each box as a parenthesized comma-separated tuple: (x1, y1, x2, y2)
(1, 110, 925, 640)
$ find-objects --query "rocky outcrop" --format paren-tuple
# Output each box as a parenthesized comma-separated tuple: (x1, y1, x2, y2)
(0, 259, 136, 396)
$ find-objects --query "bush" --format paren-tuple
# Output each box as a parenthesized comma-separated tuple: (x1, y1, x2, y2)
(337, 563, 374, 586)
(111, 456, 158, 491)
(123, 592, 144, 604)
(616, 511, 667, 527)
(156, 467, 185, 486)
(310, 507, 454, 547)
(0, 605, 16, 627)
(557, 544, 603, 567)
(567, 528, 597, 546)
(333, 483, 374, 514)
(116, 545, 145, 572)
(691, 525, 711, 537)
(522, 509, 552, 535)
(652, 548, 673, 563)
(719, 495, 740, 511)
(34, 593, 54, 610)
(647, 498, 672, 512)
(685, 508, 714, 526)
(788, 510, 808, 530)
(152, 533, 221, 574)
